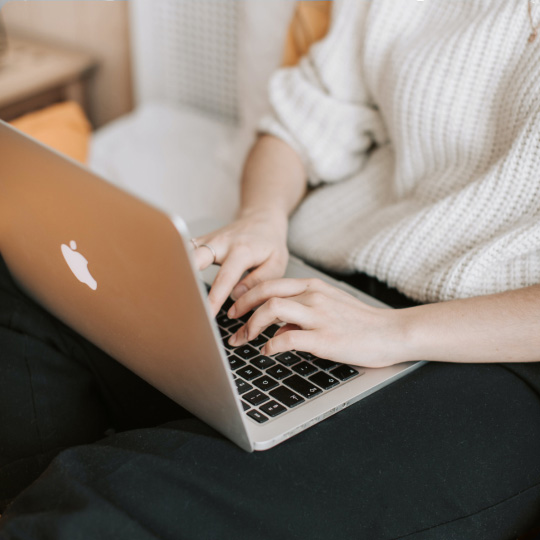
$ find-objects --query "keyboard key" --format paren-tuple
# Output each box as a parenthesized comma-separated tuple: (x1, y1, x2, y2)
(330, 364, 361, 381)
(219, 327, 230, 340)
(237, 366, 263, 381)
(243, 389, 270, 406)
(234, 345, 259, 360)
(267, 365, 292, 380)
(283, 375, 322, 399)
(313, 358, 338, 371)
(241, 401, 251, 411)
(222, 297, 234, 312)
(238, 311, 253, 324)
(253, 375, 279, 392)
(228, 355, 246, 371)
(263, 324, 280, 338)
(235, 379, 253, 395)
(308, 371, 340, 390)
(292, 362, 317, 377)
(259, 401, 286, 418)
(249, 334, 268, 348)
(297, 351, 317, 361)
(228, 322, 243, 335)
(216, 314, 239, 329)
(276, 352, 302, 367)
(251, 355, 276, 370)
(247, 410, 268, 424)
(269, 386, 305, 408)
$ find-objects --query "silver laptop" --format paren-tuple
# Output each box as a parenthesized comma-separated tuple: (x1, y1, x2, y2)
(0, 120, 424, 451)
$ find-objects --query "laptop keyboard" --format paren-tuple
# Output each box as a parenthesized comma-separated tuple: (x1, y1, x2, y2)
(213, 292, 363, 425)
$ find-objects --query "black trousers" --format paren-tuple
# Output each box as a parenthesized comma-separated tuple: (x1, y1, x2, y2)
(1, 254, 540, 540)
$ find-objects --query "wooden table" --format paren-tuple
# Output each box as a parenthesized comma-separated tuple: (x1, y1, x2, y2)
(0, 36, 97, 123)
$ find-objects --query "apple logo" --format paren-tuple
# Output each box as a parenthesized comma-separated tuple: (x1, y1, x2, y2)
(61, 240, 97, 291)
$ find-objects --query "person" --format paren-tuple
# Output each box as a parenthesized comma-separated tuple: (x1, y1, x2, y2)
(1, 0, 540, 538)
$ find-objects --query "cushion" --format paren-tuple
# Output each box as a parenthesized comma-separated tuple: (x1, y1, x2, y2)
(10, 101, 91, 164)
(282, 1, 332, 67)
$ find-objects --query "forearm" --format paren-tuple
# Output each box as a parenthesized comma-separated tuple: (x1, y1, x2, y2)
(399, 285, 540, 364)
(237, 135, 307, 224)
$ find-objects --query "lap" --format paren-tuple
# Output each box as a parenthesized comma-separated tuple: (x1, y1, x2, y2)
(0, 255, 187, 508)
(2, 362, 540, 539)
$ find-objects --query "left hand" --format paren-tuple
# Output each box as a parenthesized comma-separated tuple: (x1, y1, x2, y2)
(227, 278, 409, 368)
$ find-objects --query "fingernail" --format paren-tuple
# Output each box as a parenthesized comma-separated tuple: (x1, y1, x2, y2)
(232, 284, 248, 299)
(228, 305, 236, 318)
(229, 333, 238, 346)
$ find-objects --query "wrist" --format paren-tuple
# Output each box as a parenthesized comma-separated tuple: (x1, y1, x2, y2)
(392, 304, 438, 363)
(383, 306, 427, 365)
(237, 206, 288, 232)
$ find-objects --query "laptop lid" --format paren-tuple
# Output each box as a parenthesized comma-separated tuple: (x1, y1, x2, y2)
(0, 120, 253, 451)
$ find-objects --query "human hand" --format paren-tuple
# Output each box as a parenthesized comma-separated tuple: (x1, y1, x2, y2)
(227, 278, 408, 368)
(192, 211, 289, 316)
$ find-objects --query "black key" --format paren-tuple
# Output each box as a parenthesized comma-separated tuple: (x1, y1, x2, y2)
(269, 386, 305, 408)
(219, 327, 230, 340)
(249, 334, 268, 348)
(222, 297, 234, 312)
(330, 364, 360, 381)
(227, 355, 246, 371)
(276, 352, 302, 367)
(238, 311, 253, 324)
(297, 351, 317, 361)
(267, 365, 292, 380)
(259, 401, 287, 418)
(243, 389, 270, 406)
(313, 358, 338, 371)
(228, 322, 243, 335)
(251, 355, 276, 370)
(241, 401, 251, 411)
(235, 379, 253, 395)
(283, 375, 322, 399)
(237, 366, 263, 381)
(247, 410, 268, 424)
(253, 375, 279, 392)
(292, 362, 317, 377)
(216, 314, 238, 329)
(234, 345, 259, 360)
(309, 371, 340, 390)
(263, 324, 280, 338)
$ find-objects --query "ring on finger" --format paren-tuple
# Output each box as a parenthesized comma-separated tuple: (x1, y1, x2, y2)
(200, 243, 217, 265)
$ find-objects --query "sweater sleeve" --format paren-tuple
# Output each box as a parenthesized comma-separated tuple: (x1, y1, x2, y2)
(259, 0, 388, 187)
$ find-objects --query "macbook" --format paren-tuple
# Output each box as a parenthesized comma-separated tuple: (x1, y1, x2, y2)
(0, 120, 424, 451)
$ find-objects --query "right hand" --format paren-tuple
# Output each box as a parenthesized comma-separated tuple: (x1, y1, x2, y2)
(192, 210, 289, 316)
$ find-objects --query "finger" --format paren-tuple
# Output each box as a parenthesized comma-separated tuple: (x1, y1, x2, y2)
(229, 278, 312, 318)
(230, 297, 315, 346)
(231, 254, 287, 299)
(208, 248, 255, 316)
(262, 329, 318, 357)
(274, 323, 301, 337)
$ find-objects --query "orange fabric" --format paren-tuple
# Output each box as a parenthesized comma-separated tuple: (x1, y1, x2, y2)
(10, 101, 91, 164)
(282, 1, 332, 67)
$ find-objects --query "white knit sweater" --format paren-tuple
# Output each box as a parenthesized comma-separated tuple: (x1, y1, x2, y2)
(260, 0, 540, 303)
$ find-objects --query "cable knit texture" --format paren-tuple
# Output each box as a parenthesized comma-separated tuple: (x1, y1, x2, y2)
(260, 0, 540, 303)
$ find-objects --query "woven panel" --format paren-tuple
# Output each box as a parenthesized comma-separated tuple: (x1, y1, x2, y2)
(151, 0, 240, 124)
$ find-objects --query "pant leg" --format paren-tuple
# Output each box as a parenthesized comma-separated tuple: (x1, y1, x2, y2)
(0, 256, 188, 510)
(1, 362, 540, 540)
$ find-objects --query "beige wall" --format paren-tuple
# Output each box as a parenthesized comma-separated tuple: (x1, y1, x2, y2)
(1, 0, 133, 127)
